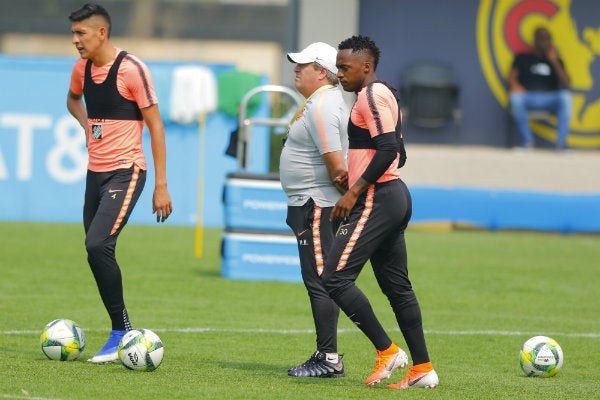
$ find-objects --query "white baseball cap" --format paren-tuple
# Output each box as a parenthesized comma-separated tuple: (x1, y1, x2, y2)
(287, 42, 338, 74)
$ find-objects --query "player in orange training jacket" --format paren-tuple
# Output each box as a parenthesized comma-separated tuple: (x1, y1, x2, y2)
(321, 35, 439, 389)
(66, 3, 172, 364)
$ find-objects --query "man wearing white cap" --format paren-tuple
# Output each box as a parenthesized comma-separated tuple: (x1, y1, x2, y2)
(280, 42, 349, 377)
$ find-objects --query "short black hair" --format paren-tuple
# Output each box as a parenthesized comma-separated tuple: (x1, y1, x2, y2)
(69, 3, 112, 37)
(338, 35, 381, 70)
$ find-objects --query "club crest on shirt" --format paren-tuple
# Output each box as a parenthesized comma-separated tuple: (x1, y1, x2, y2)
(92, 124, 103, 140)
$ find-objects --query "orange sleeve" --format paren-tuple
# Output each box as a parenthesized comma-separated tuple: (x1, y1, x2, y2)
(118, 54, 158, 109)
(352, 82, 398, 137)
(69, 59, 87, 96)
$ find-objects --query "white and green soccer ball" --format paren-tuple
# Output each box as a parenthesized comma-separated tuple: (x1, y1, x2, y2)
(519, 335, 563, 377)
(40, 319, 85, 361)
(118, 329, 164, 371)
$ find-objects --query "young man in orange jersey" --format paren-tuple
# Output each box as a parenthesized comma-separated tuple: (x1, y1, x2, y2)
(66, 3, 173, 363)
(320, 35, 438, 389)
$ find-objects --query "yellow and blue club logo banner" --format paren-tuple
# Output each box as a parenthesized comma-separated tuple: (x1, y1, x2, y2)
(478, 0, 600, 147)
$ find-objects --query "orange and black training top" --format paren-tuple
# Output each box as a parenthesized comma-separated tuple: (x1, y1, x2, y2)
(69, 49, 158, 172)
(347, 81, 403, 188)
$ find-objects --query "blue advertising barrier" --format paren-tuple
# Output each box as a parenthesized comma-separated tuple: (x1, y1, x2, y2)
(0, 54, 270, 227)
(411, 186, 600, 234)
(220, 173, 600, 235)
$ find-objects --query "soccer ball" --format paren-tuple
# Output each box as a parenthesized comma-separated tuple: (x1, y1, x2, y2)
(519, 335, 563, 377)
(40, 319, 85, 361)
(118, 329, 164, 371)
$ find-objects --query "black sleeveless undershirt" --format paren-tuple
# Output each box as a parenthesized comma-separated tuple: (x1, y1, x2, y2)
(84, 51, 143, 121)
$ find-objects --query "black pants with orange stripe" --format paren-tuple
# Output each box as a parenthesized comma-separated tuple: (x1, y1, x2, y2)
(83, 165, 146, 331)
(286, 198, 340, 354)
(321, 179, 431, 365)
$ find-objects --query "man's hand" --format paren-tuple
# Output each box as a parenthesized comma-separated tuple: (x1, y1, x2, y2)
(330, 177, 369, 222)
(330, 190, 358, 222)
(334, 172, 348, 194)
(152, 185, 172, 223)
(546, 46, 559, 63)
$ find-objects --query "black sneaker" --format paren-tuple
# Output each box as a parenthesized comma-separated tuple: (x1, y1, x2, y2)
(288, 351, 345, 378)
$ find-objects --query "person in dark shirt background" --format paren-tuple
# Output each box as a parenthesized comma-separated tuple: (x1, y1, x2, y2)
(508, 26, 572, 150)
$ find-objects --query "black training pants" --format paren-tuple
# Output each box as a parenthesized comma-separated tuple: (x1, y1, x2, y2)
(322, 179, 431, 364)
(286, 198, 340, 354)
(83, 165, 146, 330)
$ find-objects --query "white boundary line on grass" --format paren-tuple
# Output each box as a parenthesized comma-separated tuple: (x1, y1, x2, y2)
(4, 327, 600, 338)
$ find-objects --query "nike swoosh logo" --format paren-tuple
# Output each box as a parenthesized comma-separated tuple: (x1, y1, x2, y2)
(408, 374, 426, 386)
(386, 354, 398, 371)
(296, 229, 308, 237)
(108, 189, 123, 193)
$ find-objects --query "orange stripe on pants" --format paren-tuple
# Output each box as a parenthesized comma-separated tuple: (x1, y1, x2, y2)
(110, 165, 140, 235)
(336, 185, 375, 271)
(312, 205, 325, 276)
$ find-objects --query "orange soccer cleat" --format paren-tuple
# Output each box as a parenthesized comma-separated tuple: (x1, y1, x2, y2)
(364, 343, 408, 386)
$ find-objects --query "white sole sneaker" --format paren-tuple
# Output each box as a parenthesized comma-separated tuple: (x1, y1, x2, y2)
(87, 352, 119, 364)
(387, 369, 439, 389)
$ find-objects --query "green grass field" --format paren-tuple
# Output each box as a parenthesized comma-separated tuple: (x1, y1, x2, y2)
(1, 222, 598, 399)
